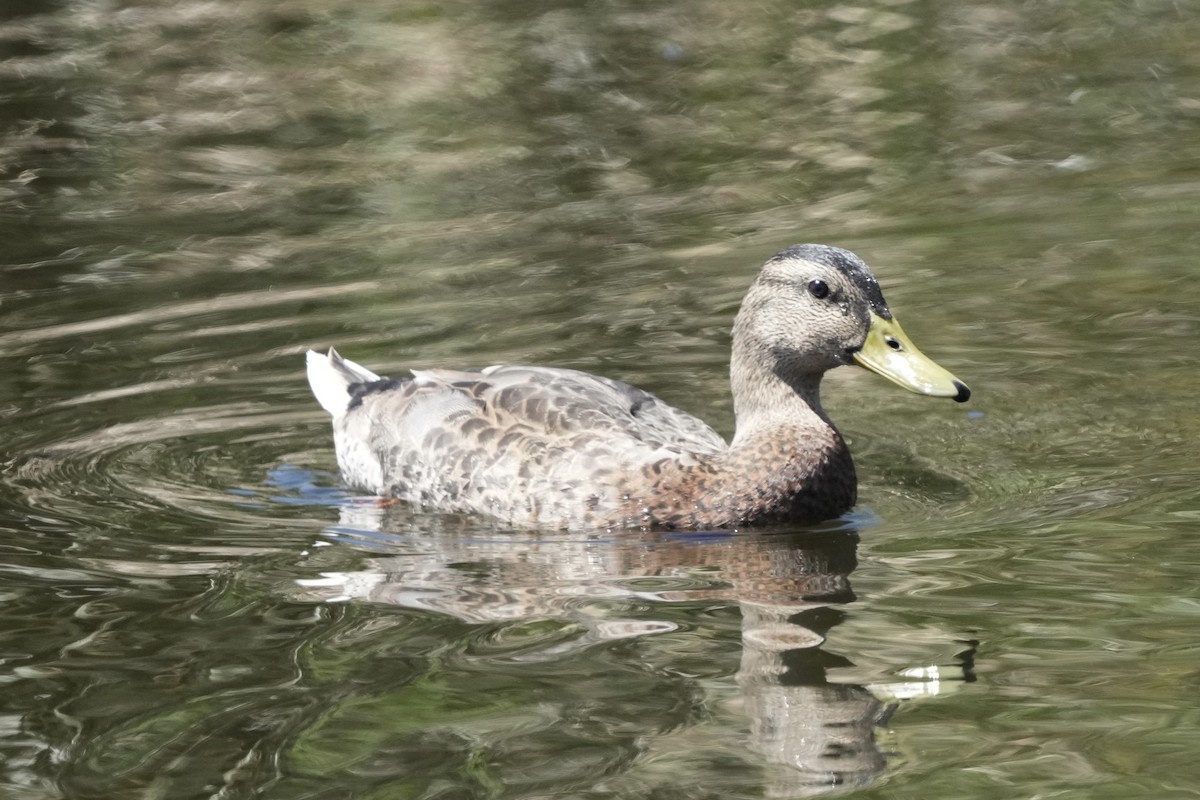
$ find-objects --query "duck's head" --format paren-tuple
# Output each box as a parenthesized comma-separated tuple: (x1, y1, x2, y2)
(734, 244, 970, 402)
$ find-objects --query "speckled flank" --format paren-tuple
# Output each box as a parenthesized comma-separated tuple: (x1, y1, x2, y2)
(309, 243, 957, 530)
(337, 368, 857, 529)
(334, 365, 747, 528)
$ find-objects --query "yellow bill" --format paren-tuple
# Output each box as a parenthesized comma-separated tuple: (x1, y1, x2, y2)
(853, 313, 970, 402)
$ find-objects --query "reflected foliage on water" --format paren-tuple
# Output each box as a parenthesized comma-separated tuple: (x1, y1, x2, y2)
(3, 0, 1200, 797)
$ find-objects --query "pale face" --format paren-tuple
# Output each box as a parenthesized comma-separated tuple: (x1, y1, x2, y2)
(736, 244, 968, 401)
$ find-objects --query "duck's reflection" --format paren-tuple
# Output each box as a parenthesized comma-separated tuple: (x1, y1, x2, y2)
(298, 502, 973, 795)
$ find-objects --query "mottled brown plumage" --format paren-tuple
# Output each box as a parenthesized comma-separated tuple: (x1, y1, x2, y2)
(307, 244, 969, 530)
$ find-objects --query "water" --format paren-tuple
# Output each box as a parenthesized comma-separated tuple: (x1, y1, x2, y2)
(3, 0, 1199, 797)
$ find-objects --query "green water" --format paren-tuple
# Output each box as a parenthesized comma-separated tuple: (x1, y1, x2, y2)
(2, 0, 1199, 797)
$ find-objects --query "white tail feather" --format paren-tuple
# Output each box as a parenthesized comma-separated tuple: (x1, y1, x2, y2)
(306, 348, 382, 416)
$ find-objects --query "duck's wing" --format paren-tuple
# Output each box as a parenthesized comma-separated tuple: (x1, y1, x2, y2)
(474, 365, 727, 454)
(306, 350, 726, 498)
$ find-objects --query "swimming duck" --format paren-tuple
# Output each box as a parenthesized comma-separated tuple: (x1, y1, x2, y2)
(307, 244, 969, 530)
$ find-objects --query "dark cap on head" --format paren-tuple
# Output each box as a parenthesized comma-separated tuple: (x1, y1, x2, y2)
(769, 244, 893, 320)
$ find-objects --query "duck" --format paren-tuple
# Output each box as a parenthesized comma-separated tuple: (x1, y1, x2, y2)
(307, 244, 969, 530)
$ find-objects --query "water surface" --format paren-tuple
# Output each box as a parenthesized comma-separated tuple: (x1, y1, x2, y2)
(2, 1, 1199, 798)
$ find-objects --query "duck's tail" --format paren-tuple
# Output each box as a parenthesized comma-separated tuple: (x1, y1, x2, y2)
(306, 348, 382, 417)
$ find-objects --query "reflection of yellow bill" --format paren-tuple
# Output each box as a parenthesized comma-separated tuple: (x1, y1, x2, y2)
(853, 313, 970, 402)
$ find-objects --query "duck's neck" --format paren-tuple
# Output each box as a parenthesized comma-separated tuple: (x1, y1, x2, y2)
(716, 355, 856, 523)
(730, 352, 830, 445)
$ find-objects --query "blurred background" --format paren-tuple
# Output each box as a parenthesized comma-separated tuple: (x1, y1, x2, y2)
(2, 0, 1198, 798)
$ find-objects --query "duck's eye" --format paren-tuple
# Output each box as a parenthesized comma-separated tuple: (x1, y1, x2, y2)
(807, 279, 830, 299)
